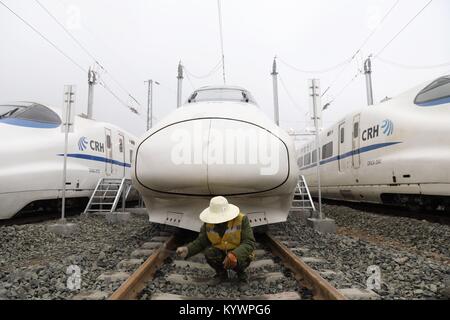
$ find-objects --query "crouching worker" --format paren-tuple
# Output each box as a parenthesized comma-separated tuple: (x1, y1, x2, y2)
(176, 196, 256, 282)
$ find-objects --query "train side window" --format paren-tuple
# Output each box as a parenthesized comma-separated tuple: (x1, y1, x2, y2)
(130, 150, 134, 164)
(106, 135, 112, 149)
(353, 122, 359, 138)
(415, 76, 450, 105)
(322, 142, 333, 160)
(312, 150, 317, 163)
(119, 139, 124, 153)
(304, 153, 311, 166)
(340, 127, 345, 143)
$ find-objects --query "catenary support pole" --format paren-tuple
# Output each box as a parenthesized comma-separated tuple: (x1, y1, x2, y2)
(310, 79, 323, 220)
(146, 80, 153, 131)
(271, 58, 280, 126)
(364, 57, 374, 106)
(87, 67, 97, 119)
(177, 62, 183, 108)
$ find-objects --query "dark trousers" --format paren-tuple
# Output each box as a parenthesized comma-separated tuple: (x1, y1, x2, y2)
(204, 246, 251, 274)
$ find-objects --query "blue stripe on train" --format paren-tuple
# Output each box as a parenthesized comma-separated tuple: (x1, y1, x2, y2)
(416, 96, 450, 107)
(57, 153, 131, 168)
(0, 118, 60, 128)
(300, 141, 402, 170)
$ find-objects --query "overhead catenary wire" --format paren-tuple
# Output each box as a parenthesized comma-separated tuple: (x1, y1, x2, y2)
(321, 59, 357, 98)
(278, 56, 353, 75)
(98, 80, 130, 111)
(355, 0, 401, 58)
(325, 0, 436, 106)
(327, 71, 361, 106)
(33, 0, 142, 107)
(321, 0, 401, 99)
(374, 0, 434, 58)
(278, 0, 401, 77)
(183, 59, 223, 79)
(278, 75, 307, 116)
(184, 71, 196, 92)
(0, 0, 142, 114)
(0, 0, 87, 73)
(217, 0, 226, 84)
(375, 56, 450, 70)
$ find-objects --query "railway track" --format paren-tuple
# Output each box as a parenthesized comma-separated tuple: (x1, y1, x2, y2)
(0, 201, 142, 226)
(321, 199, 450, 225)
(108, 232, 346, 301)
(0, 209, 82, 226)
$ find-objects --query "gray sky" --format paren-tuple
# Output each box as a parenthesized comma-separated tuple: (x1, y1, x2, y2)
(1, 0, 449, 137)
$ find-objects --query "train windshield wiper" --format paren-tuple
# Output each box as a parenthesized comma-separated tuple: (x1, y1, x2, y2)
(0, 108, 19, 119)
(242, 92, 250, 103)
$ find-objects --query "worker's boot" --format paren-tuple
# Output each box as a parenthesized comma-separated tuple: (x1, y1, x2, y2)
(212, 271, 228, 284)
(237, 271, 248, 284)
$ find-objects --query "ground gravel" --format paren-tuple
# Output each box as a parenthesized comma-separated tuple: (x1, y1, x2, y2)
(140, 252, 308, 300)
(0, 214, 162, 300)
(269, 203, 450, 300)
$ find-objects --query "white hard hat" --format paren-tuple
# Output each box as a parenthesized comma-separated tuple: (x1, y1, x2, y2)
(199, 196, 240, 224)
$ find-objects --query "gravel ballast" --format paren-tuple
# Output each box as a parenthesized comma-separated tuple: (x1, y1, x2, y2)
(1, 203, 449, 300)
(0, 214, 163, 300)
(270, 203, 450, 300)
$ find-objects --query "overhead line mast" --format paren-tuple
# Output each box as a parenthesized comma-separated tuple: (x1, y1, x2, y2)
(33, 0, 142, 108)
(217, 0, 226, 84)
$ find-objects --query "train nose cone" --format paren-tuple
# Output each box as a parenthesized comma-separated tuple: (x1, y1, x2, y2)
(134, 118, 290, 196)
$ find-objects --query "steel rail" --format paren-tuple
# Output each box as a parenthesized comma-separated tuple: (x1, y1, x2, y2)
(109, 235, 179, 300)
(262, 233, 346, 300)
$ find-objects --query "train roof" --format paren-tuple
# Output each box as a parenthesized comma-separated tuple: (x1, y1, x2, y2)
(186, 85, 257, 105)
(0, 101, 136, 138)
(195, 85, 250, 91)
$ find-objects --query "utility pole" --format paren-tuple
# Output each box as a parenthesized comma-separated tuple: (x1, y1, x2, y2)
(87, 67, 97, 119)
(310, 79, 323, 220)
(48, 85, 78, 235)
(145, 79, 160, 131)
(177, 62, 184, 108)
(271, 57, 280, 126)
(306, 79, 336, 234)
(364, 56, 374, 106)
(146, 80, 153, 131)
(61, 85, 76, 221)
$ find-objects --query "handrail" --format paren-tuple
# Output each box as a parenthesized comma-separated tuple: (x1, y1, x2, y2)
(301, 175, 316, 212)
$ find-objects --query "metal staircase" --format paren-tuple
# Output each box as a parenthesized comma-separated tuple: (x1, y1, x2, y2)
(291, 175, 316, 213)
(84, 178, 132, 214)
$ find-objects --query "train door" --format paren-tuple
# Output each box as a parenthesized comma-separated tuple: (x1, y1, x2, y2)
(352, 114, 361, 169)
(338, 122, 345, 172)
(105, 128, 113, 176)
(118, 133, 126, 177)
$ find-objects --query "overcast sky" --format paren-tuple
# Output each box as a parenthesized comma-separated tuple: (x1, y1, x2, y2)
(0, 0, 449, 137)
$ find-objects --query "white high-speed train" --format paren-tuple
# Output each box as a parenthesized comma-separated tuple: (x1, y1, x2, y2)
(298, 75, 450, 211)
(133, 86, 299, 232)
(0, 102, 137, 219)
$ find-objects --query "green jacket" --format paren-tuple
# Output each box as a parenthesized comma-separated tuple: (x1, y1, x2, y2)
(186, 215, 256, 262)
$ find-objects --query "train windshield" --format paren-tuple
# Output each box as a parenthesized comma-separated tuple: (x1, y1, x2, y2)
(0, 105, 26, 119)
(187, 88, 256, 104)
(0, 103, 61, 124)
(415, 76, 450, 106)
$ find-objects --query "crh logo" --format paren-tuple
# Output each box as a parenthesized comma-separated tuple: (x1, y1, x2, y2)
(381, 119, 394, 136)
(78, 137, 88, 151)
(362, 119, 394, 141)
(78, 137, 105, 153)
